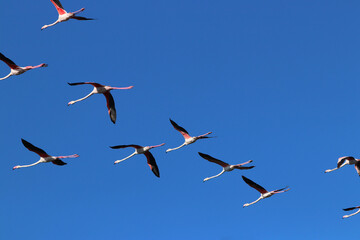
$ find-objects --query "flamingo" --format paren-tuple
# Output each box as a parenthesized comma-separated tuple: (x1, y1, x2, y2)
(342, 206, 360, 219)
(242, 176, 289, 207)
(67, 82, 134, 124)
(166, 119, 212, 153)
(13, 139, 79, 170)
(110, 143, 165, 178)
(41, 0, 93, 30)
(325, 156, 360, 176)
(0, 53, 47, 81)
(199, 152, 254, 182)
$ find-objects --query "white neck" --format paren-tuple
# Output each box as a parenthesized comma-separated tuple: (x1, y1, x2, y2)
(244, 196, 262, 207)
(69, 92, 94, 105)
(16, 160, 42, 169)
(41, 20, 59, 30)
(166, 143, 186, 153)
(203, 169, 225, 182)
(114, 152, 137, 164)
(0, 72, 12, 80)
(343, 209, 360, 219)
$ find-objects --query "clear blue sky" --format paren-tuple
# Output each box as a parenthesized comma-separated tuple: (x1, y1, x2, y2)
(1, 0, 360, 239)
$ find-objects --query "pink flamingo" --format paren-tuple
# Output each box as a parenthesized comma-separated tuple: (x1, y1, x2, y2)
(41, 0, 93, 30)
(67, 82, 134, 124)
(242, 176, 289, 207)
(13, 139, 79, 170)
(0, 53, 47, 80)
(110, 143, 165, 178)
(325, 156, 360, 176)
(343, 206, 360, 219)
(199, 152, 254, 182)
(166, 119, 212, 153)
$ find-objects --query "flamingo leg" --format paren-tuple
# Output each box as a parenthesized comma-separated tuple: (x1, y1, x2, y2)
(343, 209, 360, 219)
(68, 92, 94, 105)
(114, 152, 137, 164)
(203, 169, 225, 182)
(57, 154, 79, 159)
(0, 72, 12, 80)
(165, 143, 186, 153)
(72, 8, 85, 15)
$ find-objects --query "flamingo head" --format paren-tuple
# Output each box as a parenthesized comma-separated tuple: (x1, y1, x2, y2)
(41, 25, 48, 31)
(41, 63, 48, 67)
(13, 166, 20, 170)
(68, 101, 75, 106)
(243, 203, 250, 208)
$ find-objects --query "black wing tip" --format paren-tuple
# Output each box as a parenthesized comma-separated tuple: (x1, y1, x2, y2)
(109, 146, 118, 149)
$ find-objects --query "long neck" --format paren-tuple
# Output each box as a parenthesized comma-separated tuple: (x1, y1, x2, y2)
(343, 209, 360, 218)
(70, 92, 94, 104)
(203, 169, 225, 182)
(0, 72, 12, 80)
(245, 196, 262, 206)
(17, 160, 42, 169)
(114, 152, 136, 164)
(166, 143, 186, 153)
(41, 21, 59, 30)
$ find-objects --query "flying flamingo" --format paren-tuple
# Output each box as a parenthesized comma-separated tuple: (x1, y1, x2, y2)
(67, 82, 134, 124)
(13, 139, 79, 170)
(242, 176, 289, 207)
(342, 206, 360, 219)
(166, 119, 212, 153)
(199, 152, 254, 182)
(41, 0, 93, 30)
(0, 53, 47, 80)
(325, 156, 360, 176)
(110, 143, 165, 178)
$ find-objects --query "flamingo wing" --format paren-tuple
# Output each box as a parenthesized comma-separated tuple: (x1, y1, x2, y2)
(233, 165, 255, 170)
(242, 176, 268, 194)
(104, 91, 116, 124)
(0, 53, 18, 69)
(343, 207, 360, 211)
(198, 152, 229, 167)
(337, 156, 355, 168)
(354, 161, 360, 176)
(144, 151, 160, 178)
(52, 159, 67, 166)
(72, 16, 94, 20)
(273, 186, 289, 193)
(68, 82, 103, 88)
(110, 145, 142, 149)
(50, 0, 67, 15)
(169, 119, 191, 139)
(21, 139, 49, 158)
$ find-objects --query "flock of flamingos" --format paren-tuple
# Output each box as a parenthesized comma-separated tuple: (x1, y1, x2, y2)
(3, 0, 360, 219)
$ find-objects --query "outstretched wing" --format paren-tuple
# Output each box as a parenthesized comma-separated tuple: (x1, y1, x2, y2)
(72, 16, 94, 20)
(21, 139, 49, 158)
(50, 0, 67, 15)
(104, 92, 116, 124)
(355, 161, 360, 176)
(198, 152, 229, 167)
(233, 166, 255, 170)
(144, 151, 160, 178)
(169, 119, 191, 139)
(343, 207, 360, 211)
(337, 156, 355, 168)
(242, 176, 268, 194)
(68, 82, 103, 88)
(52, 159, 67, 166)
(110, 145, 142, 149)
(0, 53, 18, 69)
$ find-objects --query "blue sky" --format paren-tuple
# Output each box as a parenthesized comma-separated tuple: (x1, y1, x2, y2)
(1, 0, 360, 239)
